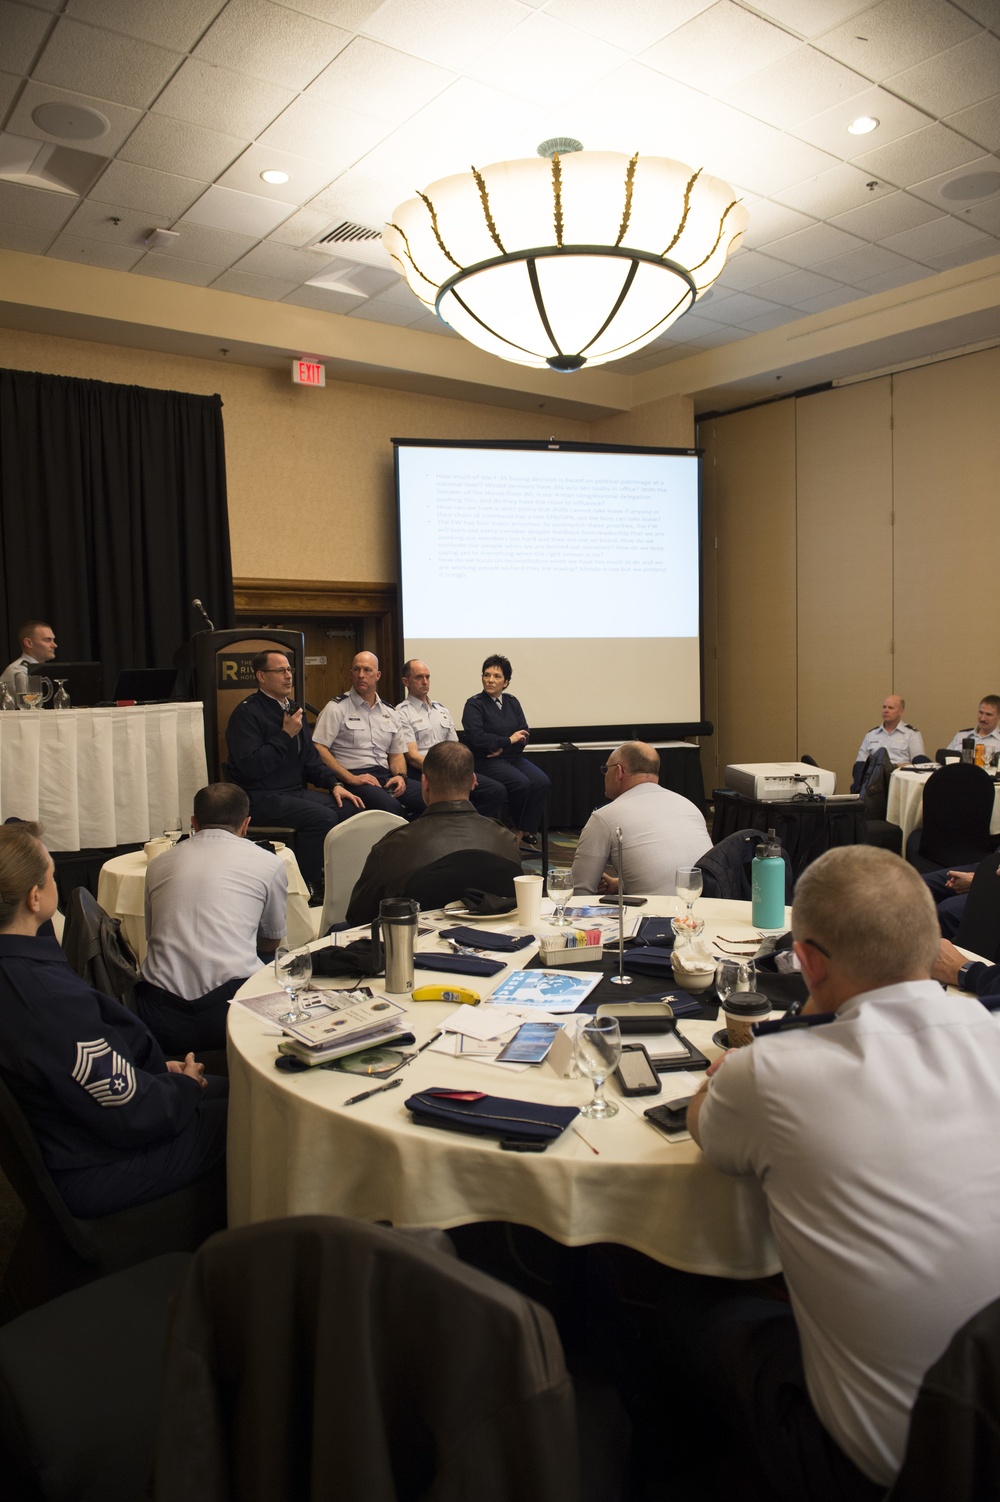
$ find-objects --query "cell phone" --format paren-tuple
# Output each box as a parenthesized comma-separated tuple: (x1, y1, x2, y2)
(495, 1021, 561, 1065)
(644, 1096, 694, 1136)
(614, 1044, 661, 1097)
(599, 895, 647, 906)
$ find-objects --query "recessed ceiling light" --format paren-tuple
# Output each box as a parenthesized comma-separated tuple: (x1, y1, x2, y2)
(260, 169, 289, 184)
(847, 116, 879, 135)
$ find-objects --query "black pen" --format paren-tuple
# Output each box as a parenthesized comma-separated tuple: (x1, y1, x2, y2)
(344, 1077, 404, 1106)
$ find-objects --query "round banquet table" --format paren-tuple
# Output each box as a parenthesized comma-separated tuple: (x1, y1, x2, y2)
(98, 842, 315, 964)
(227, 896, 785, 1279)
(887, 768, 1000, 847)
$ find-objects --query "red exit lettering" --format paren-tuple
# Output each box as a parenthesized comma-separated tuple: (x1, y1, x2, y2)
(291, 359, 326, 387)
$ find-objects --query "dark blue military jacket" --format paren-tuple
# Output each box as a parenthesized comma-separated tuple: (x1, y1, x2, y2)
(225, 688, 336, 794)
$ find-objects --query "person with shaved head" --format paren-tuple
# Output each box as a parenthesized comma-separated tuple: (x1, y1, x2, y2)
(313, 651, 423, 818)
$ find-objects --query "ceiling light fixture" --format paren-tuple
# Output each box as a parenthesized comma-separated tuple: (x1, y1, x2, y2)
(260, 169, 290, 184)
(847, 116, 879, 135)
(383, 141, 748, 372)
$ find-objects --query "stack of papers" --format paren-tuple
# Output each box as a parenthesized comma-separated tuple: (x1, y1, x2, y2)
(235, 988, 410, 1065)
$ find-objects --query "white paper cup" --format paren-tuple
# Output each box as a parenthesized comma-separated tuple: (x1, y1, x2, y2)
(143, 837, 171, 862)
(513, 874, 543, 927)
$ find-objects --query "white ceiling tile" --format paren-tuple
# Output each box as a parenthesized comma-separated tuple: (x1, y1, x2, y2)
(670, 104, 837, 197)
(34, 18, 182, 110)
(964, 195, 1000, 233)
(953, 1, 1000, 37)
(363, 0, 531, 72)
(642, 1, 800, 93)
(764, 219, 868, 265)
(946, 95, 1000, 154)
(739, 199, 817, 247)
(0, 71, 19, 123)
(467, 12, 627, 106)
(0, 1, 53, 75)
(718, 248, 797, 287)
(888, 34, 1000, 117)
(882, 214, 990, 258)
(745, 0, 879, 37)
(754, 266, 848, 302)
(855, 263, 934, 292)
(63, 0, 226, 52)
(739, 306, 800, 331)
(905, 154, 1000, 211)
(0, 177, 78, 228)
(546, 0, 713, 52)
(812, 242, 916, 279)
(794, 85, 932, 156)
(8, 81, 143, 157)
(231, 239, 334, 278)
(723, 46, 870, 129)
(362, 277, 420, 309)
(270, 0, 382, 25)
(48, 229, 145, 268)
(257, 92, 391, 165)
(195, 0, 352, 90)
(817, 0, 979, 79)
(149, 220, 257, 264)
(153, 59, 294, 137)
(180, 183, 296, 236)
(282, 282, 369, 312)
(346, 298, 422, 324)
(119, 114, 245, 181)
(309, 38, 453, 123)
(88, 160, 206, 218)
(830, 188, 944, 239)
(924, 234, 999, 268)
(307, 168, 389, 229)
(795, 285, 868, 312)
(217, 144, 336, 203)
(131, 252, 220, 285)
(63, 198, 155, 241)
(713, 289, 789, 323)
(407, 310, 460, 335)
(661, 312, 728, 341)
(773, 163, 903, 217)
(267, 204, 335, 245)
(210, 267, 299, 298)
(686, 322, 757, 346)
(548, 62, 705, 158)
(852, 123, 984, 187)
(0, 220, 58, 252)
(395, 78, 543, 162)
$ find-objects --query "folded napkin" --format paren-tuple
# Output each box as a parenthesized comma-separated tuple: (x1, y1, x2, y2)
(311, 940, 381, 978)
(405, 1087, 578, 1143)
(670, 934, 717, 980)
(462, 889, 517, 916)
(413, 952, 505, 978)
(622, 946, 677, 977)
(439, 926, 534, 953)
(630, 917, 677, 948)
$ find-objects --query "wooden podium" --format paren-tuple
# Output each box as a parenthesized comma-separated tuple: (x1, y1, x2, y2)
(176, 628, 305, 779)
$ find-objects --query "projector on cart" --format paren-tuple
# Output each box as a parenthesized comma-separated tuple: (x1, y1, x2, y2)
(724, 762, 836, 801)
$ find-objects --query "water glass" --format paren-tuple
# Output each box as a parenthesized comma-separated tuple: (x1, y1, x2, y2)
(715, 959, 757, 1003)
(274, 945, 314, 1025)
(675, 866, 703, 918)
(575, 1017, 622, 1119)
(547, 867, 575, 925)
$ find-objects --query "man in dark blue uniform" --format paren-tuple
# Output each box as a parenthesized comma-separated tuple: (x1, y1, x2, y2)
(225, 650, 362, 892)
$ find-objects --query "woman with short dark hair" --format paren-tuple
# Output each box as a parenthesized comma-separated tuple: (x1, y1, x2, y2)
(461, 656, 550, 845)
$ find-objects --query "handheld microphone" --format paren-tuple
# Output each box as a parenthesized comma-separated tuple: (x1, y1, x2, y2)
(192, 598, 215, 631)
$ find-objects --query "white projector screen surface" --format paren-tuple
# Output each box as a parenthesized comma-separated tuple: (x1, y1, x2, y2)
(396, 441, 703, 737)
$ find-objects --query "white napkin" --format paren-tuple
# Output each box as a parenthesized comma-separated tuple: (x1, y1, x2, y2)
(670, 934, 716, 976)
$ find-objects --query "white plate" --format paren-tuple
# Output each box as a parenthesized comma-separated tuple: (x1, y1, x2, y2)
(442, 901, 517, 923)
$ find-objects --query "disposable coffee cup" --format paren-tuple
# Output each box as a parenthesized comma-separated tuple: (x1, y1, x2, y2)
(722, 991, 771, 1047)
(143, 837, 171, 862)
(513, 874, 543, 928)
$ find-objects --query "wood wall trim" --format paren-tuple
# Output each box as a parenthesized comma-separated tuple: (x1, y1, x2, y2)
(233, 578, 396, 615)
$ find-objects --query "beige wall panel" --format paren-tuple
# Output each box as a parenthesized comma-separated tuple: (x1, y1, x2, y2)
(590, 394, 694, 449)
(892, 347, 1000, 755)
(796, 381, 893, 789)
(0, 327, 592, 585)
(699, 420, 720, 795)
(711, 402, 798, 777)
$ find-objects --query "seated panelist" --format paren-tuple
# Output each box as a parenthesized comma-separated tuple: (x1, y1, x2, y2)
(312, 652, 423, 819)
(853, 695, 927, 784)
(946, 695, 1000, 757)
(461, 654, 550, 845)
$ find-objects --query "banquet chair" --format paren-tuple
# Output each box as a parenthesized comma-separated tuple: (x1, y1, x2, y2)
(953, 850, 1000, 964)
(0, 1074, 225, 1317)
(152, 1215, 581, 1502)
(404, 848, 523, 911)
(905, 763, 996, 873)
(885, 1293, 1000, 1502)
(60, 886, 139, 1008)
(852, 748, 903, 852)
(319, 809, 406, 930)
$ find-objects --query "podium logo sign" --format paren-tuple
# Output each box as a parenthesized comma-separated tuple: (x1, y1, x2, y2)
(216, 654, 296, 689)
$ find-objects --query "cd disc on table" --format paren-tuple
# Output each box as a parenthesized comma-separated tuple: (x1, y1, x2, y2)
(333, 1047, 410, 1077)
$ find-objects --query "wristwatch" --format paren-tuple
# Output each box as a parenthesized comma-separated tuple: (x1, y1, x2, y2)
(956, 960, 976, 991)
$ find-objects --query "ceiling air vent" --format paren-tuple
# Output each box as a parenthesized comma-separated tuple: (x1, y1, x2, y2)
(310, 220, 381, 248)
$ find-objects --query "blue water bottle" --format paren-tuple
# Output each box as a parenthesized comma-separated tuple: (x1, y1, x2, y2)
(751, 828, 785, 931)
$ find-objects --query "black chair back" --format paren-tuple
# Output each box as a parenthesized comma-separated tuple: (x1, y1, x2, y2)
(916, 764, 996, 870)
(953, 851, 1000, 964)
(697, 830, 794, 903)
(404, 850, 523, 910)
(855, 747, 893, 820)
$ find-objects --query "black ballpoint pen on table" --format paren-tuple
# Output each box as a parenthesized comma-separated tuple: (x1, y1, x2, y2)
(344, 1077, 404, 1107)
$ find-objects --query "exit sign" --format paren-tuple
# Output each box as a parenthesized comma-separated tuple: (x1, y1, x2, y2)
(292, 358, 326, 387)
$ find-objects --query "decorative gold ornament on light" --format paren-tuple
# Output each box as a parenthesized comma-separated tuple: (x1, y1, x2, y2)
(383, 145, 749, 372)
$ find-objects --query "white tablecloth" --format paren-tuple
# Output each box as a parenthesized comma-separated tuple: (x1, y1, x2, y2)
(228, 895, 784, 1278)
(98, 843, 315, 964)
(0, 703, 208, 851)
(887, 769, 1000, 847)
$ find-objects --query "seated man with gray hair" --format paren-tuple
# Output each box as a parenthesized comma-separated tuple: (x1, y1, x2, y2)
(683, 846, 1000, 1500)
(136, 782, 288, 1055)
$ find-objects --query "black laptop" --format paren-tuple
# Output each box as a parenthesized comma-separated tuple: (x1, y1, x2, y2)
(110, 668, 178, 704)
(39, 661, 104, 707)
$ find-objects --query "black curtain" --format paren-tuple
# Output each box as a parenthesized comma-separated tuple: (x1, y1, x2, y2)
(0, 368, 234, 695)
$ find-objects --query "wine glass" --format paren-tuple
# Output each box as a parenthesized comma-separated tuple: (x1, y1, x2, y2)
(715, 959, 757, 1004)
(52, 679, 71, 710)
(274, 945, 314, 1025)
(163, 824, 183, 845)
(547, 867, 575, 926)
(575, 1017, 622, 1119)
(675, 866, 703, 920)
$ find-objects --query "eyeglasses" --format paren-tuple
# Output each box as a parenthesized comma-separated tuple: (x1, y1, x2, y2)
(600, 763, 619, 776)
(801, 937, 830, 957)
(261, 666, 292, 675)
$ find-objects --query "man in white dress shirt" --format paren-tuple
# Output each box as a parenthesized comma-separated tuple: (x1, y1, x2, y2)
(136, 782, 288, 1055)
(570, 741, 710, 896)
(1, 619, 57, 691)
(854, 695, 926, 771)
(312, 652, 423, 817)
(946, 695, 1000, 757)
(395, 658, 506, 820)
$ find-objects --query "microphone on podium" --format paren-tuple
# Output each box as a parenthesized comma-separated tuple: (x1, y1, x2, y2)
(192, 598, 215, 631)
